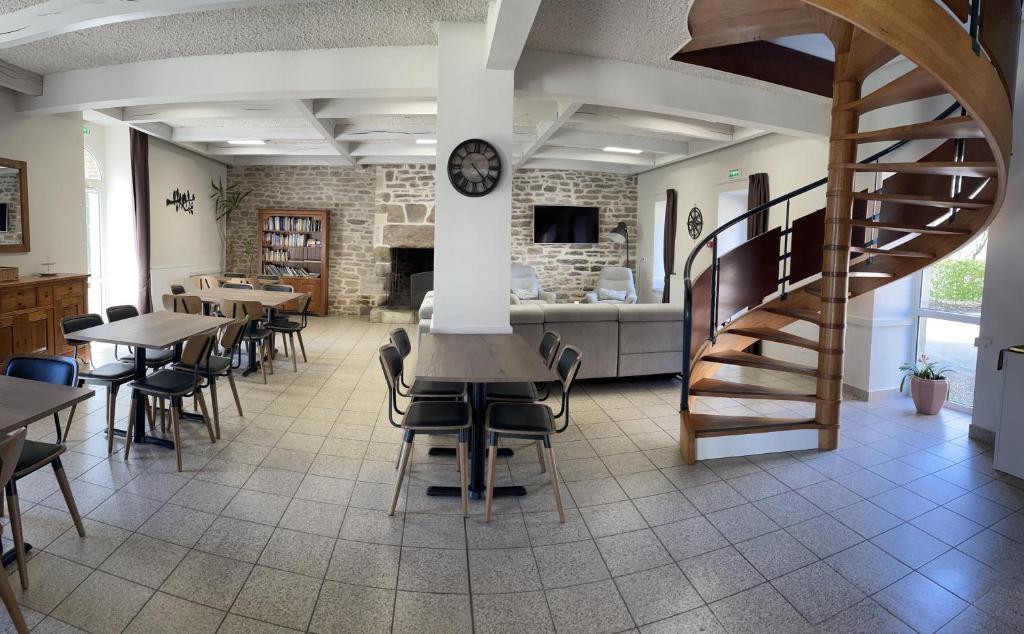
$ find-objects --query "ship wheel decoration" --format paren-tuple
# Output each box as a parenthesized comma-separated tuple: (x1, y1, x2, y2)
(687, 205, 703, 239)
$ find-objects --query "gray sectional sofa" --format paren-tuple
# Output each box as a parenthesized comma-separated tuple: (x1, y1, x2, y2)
(418, 293, 684, 379)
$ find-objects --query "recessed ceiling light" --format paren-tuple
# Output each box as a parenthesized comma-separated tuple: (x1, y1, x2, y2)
(416, 139, 437, 145)
(603, 146, 643, 155)
(226, 139, 266, 146)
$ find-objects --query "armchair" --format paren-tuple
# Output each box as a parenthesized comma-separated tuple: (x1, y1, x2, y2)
(510, 264, 556, 304)
(584, 266, 638, 304)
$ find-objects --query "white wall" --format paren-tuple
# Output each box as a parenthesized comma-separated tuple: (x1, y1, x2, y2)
(0, 90, 86, 274)
(147, 138, 226, 306)
(101, 124, 138, 310)
(431, 22, 514, 334)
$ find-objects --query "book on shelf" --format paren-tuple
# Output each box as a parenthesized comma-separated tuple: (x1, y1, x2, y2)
(263, 216, 323, 233)
(263, 232, 323, 247)
(263, 263, 320, 278)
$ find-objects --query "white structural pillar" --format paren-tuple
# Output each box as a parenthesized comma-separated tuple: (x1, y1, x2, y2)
(431, 22, 514, 334)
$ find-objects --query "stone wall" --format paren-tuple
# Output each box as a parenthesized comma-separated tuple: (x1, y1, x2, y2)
(226, 164, 637, 314)
(0, 172, 22, 246)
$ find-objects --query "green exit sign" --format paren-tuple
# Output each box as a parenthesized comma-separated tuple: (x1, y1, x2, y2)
(728, 168, 742, 179)
(82, 126, 90, 135)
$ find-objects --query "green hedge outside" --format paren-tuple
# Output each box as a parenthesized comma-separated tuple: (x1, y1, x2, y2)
(929, 259, 985, 304)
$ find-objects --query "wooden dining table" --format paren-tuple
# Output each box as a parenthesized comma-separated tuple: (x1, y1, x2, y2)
(68, 311, 232, 448)
(192, 287, 303, 376)
(416, 333, 557, 499)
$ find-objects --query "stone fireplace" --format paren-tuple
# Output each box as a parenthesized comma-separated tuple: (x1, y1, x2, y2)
(385, 247, 434, 308)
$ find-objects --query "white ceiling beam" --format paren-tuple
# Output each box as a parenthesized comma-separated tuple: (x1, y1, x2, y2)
(171, 127, 321, 142)
(485, 0, 543, 70)
(546, 129, 690, 155)
(18, 47, 438, 115)
(122, 102, 292, 123)
(335, 127, 435, 142)
(569, 106, 734, 142)
(348, 142, 435, 158)
(515, 101, 581, 168)
(520, 158, 640, 175)
(0, 59, 41, 96)
(231, 155, 359, 167)
(532, 147, 655, 168)
(357, 156, 437, 166)
(515, 50, 830, 138)
(0, 0, 305, 49)
(205, 144, 332, 156)
(84, 106, 226, 164)
(315, 98, 437, 118)
(293, 99, 355, 166)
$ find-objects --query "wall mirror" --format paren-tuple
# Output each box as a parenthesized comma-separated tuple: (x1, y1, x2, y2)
(0, 158, 28, 253)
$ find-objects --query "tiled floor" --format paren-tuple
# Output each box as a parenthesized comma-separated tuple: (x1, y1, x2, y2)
(3, 315, 1023, 633)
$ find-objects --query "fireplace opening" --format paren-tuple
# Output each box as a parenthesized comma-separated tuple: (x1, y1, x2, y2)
(386, 248, 434, 308)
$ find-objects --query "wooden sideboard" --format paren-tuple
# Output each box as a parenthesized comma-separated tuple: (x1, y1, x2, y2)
(0, 274, 88, 366)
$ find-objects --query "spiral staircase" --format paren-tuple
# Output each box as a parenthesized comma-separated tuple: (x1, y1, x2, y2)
(677, 0, 1018, 463)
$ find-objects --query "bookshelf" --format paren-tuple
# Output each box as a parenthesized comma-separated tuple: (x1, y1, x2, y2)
(258, 209, 329, 315)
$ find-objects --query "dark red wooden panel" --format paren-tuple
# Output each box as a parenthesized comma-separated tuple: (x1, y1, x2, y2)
(980, 0, 1021, 98)
(789, 209, 825, 283)
(689, 268, 712, 359)
(717, 227, 782, 323)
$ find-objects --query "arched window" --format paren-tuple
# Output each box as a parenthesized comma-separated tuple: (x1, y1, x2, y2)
(84, 147, 101, 183)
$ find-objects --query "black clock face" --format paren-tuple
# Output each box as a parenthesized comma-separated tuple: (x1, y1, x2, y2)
(447, 139, 501, 197)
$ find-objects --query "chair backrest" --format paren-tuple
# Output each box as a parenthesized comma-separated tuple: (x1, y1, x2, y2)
(262, 284, 294, 292)
(510, 264, 540, 292)
(222, 272, 245, 279)
(389, 328, 412, 359)
(0, 428, 25, 493)
(106, 304, 139, 322)
(60, 313, 104, 349)
(596, 266, 636, 295)
(4, 354, 78, 387)
(219, 319, 247, 353)
(295, 293, 311, 315)
(539, 330, 561, 368)
(377, 343, 403, 394)
(170, 284, 186, 295)
(162, 294, 203, 314)
(198, 275, 221, 289)
(223, 282, 254, 290)
(180, 334, 215, 367)
(256, 275, 280, 282)
(555, 345, 582, 393)
(222, 300, 265, 322)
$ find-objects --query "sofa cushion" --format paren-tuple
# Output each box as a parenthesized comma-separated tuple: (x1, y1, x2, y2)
(541, 303, 619, 323)
(513, 287, 540, 300)
(418, 292, 435, 320)
(617, 304, 685, 323)
(510, 304, 544, 325)
(597, 287, 628, 302)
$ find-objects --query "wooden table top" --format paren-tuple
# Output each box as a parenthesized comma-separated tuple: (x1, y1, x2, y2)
(68, 312, 232, 349)
(0, 375, 94, 434)
(416, 334, 558, 384)
(192, 287, 303, 308)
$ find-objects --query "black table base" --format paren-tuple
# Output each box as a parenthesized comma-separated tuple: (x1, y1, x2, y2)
(427, 446, 513, 458)
(427, 484, 526, 500)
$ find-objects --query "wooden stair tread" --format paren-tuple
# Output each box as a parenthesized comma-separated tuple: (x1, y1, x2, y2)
(845, 219, 973, 235)
(832, 162, 998, 177)
(802, 285, 851, 298)
(700, 350, 818, 377)
(689, 378, 817, 402)
(762, 306, 821, 324)
(723, 327, 821, 351)
(848, 271, 894, 278)
(839, 116, 983, 142)
(853, 191, 993, 209)
(684, 413, 821, 435)
(850, 246, 933, 258)
(839, 67, 946, 114)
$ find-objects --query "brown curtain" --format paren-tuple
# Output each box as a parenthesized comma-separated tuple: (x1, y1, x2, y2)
(130, 129, 153, 313)
(662, 189, 678, 303)
(746, 172, 770, 239)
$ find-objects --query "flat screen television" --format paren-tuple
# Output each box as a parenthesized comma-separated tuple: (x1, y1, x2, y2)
(533, 205, 600, 244)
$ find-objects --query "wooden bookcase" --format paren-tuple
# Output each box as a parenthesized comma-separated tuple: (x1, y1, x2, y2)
(258, 209, 329, 316)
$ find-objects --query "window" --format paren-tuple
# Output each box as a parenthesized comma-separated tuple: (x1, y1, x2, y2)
(913, 232, 986, 407)
(84, 147, 104, 312)
(84, 148, 101, 183)
(651, 200, 666, 292)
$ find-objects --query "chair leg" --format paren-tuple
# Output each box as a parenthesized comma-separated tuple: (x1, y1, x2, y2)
(171, 405, 183, 472)
(265, 340, 274, 375)
(195, 390, 216, 443)
(0, 556, 28, 633)
(280, 334, 289, 358)
(297, 331, 307, 362)
(209, 378, 221, 439)
(145, 397, 155, 432)
(289, 333, 298, 372)
(535, 440, 546, 473)
(394, 442, 404, 470)
(123, 393, 137, 461)
(258, 342, 268, 384)
(227, 373, 243, 416)
(53, 460, 85, 537)
(484, 433, 499, 522)
(389, 431, 414, 516)
(543, 436, 565, 523)
(106, 387, 116, 455)
(5, 483, 27, 590)
(458, 430, 469, 517)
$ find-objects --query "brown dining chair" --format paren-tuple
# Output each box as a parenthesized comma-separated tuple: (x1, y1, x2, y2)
(222, 300, 273, 383)
(162, 293, 203, 314)
(0, 428, 28, 633)
(197, 275, 221, 290)
(222, 282, 254, 290)
(173, 319, 246, 437)
(267, 293, 312, 372)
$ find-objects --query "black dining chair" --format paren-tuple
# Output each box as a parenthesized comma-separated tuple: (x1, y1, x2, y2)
(170, 284, 186, 295)
(105, 304, 175, 369)
(222, 282, 254, 290)
(3, 355, 87, 589)
(378, 344, 471, 517)
(222, 272, 245, 279)
(483, 346, 582, 523)
(388, 328, 468, 399)
(485, 330, 561, 403)
(267, 294, 315, 372)
(173, 319, 246, 438)
(124, 334, 218, 471)
(60, 314, 137, 455)
(223, 300, 272, 383)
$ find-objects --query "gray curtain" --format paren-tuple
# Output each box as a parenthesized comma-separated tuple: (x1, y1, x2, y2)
(662, 189, 678, 303)
(130, 129, 152, 313)
(746, 172, 770, 239)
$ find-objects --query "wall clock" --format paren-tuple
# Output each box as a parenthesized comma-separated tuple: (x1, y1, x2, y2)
(447, 138, 502, 197)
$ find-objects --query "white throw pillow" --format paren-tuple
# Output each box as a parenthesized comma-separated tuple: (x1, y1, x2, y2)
(597, 288, 628, 302)
(514, 287, 539, 300)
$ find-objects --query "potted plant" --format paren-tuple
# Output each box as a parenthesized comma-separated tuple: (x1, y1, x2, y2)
(899, 354, 953, 415)
(210, 179, 252, 272)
